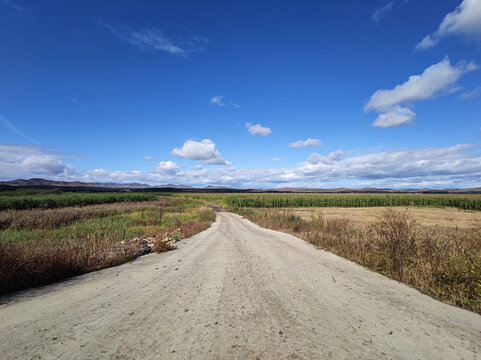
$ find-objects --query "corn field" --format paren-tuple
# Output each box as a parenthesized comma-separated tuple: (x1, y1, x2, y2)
(0, 192, 157, 210)
(222, 194, 481, 210)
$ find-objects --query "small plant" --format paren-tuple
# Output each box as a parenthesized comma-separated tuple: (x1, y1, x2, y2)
(287, 214, 304, 232)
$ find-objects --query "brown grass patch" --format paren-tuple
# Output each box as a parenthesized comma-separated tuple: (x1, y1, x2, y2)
(0, 200, 216, 295)
(285, 206, 481, 228)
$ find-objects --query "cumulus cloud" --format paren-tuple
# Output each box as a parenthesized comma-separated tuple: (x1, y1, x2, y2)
(98, 19, 207, 56)
(246, 123, 272, 136)
(365, 58, 477, 127)
(371, 105, 416, 128)
(144, 156, 155, 161)
(84, 144, 481, 188)
(300, 144, 481, 186)
(307, 150, 346, 164)
(153, 161, 178, 174)
(171, 139, 231, 165)
(0, 145, 71, 180)
(288, 138, 322, 148)
(2, 143, 481, 189)
(372, 1, 394, 23)
(416, 0, 481, 50)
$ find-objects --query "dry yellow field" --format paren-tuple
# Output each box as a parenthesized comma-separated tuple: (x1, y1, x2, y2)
(286, 207, 481, 228)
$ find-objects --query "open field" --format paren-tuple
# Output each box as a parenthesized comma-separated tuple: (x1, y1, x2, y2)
(0, 194, 215, 294)
(2, 190, 480, 313)
(285, 206, 481, 228)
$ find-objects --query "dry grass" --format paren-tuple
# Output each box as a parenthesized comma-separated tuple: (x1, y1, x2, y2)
(0, 198, 216, 295)
(286, 206, 481, 228)
(0, 237, 138, 294)
(235, 207, 481, 313)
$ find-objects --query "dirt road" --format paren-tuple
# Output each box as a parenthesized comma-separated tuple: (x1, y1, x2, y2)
(0, 212, 480, 359)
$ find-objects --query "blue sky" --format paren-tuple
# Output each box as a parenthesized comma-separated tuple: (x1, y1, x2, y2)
(1, 0, 481, 188)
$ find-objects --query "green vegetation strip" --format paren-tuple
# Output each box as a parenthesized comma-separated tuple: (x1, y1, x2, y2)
(223, 194, 481, 211)
(0, 192, 157, 210)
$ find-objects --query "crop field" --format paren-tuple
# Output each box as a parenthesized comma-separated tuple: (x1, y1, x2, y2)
(220, 193, 481, 210)
(0, 193, 215, 294)
(0, 191, 157, 210)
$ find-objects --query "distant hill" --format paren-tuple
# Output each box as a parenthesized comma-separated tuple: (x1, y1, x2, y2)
(0, 178, 151, 188)
(0, 178, 480, 193)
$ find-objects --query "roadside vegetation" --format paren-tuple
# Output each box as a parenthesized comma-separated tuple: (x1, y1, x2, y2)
(0, 194, 215, 295)
(232, 206, 481, 313)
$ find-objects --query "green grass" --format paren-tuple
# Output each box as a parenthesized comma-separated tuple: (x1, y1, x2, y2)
(1, 202, 202, 244)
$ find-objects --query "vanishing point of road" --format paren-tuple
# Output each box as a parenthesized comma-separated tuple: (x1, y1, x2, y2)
(0, 212, 480, 359)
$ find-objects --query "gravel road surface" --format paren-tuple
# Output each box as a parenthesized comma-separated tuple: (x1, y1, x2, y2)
(0, 212, 480, 359)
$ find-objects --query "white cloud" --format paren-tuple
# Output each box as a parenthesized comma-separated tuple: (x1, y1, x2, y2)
(144, 156, 155, 161)
(271, 157, 286, 162)
(371, 105, 416, 128)
(2, 143, 481, 189)
(171, 139, 231, 165)
(210, 95, 240, 108)
(0, 145, 70, 180)
(460, 86, 481, 99)
(99, 19, 207, 56)
(416, 0, 481, 49)
(372, 1, 394, 23)
(307, 150, 346, 164)
(365, 58, 477, 127)
(153, 161, 178, 174)
(288, 138, 322, 148)
(210, 95, 224, 106)
(246, 123, 272, 136)
(416, 35, 437, 50)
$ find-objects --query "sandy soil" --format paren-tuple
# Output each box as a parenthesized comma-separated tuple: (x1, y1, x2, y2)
(288, 206, 481, 228)
(0, 212, 480, 359)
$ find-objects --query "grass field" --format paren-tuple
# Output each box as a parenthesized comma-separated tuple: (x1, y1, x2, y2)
(283, 206, 481, 228)
(0, 194, 215, 294)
